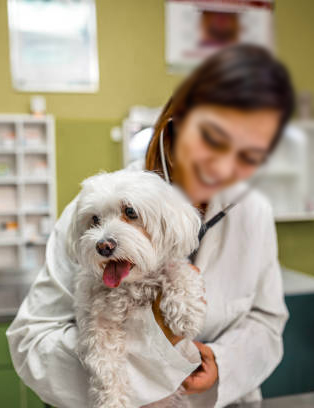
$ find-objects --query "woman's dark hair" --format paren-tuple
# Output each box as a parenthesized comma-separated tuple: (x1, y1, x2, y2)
(145, 44, 295, 177)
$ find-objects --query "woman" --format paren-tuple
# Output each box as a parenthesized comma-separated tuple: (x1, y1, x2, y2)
(7, 45, 295, 408)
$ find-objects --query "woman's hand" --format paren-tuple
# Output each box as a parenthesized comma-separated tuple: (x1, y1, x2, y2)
(182, 342, 218, 394)
(152, 264, 201, 346)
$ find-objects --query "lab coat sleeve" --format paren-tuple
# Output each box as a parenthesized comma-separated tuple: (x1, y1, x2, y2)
(6, 199, 200, 408)
(206, 204, 288, 408)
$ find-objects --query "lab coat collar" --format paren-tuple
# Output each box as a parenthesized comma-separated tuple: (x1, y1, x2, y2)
(194, 182, 248, 273)
(194, 194, 224, 272)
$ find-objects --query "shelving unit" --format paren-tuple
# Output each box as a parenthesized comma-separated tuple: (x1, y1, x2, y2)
(256, 120, 314, 222)
(294, 119, 314, 220)
(0, 114, 56, 271)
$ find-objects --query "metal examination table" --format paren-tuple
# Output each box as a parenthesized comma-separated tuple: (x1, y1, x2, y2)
(231, 392, 314, 407)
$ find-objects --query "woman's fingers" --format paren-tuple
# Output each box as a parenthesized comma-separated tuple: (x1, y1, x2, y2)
(194, 341, 215, 363)
(182, 367, 210, 394)
(182, 343, 218, 395)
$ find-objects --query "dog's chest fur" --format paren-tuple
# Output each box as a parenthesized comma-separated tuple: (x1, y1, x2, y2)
(76, 269, 167, 324)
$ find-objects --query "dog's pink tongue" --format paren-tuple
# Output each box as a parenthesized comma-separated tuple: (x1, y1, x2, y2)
(102, 261, 131, 288)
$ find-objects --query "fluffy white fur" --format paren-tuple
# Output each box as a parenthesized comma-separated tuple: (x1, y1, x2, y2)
(66, 170, 206, 408)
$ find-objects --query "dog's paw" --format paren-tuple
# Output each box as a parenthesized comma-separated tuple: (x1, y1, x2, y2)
(160, 266, 206, 339)
(165, 296, 206, 338)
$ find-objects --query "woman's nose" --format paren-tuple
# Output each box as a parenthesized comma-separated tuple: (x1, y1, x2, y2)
(211, 152, 238, 181)
(96, 238, 117, 257)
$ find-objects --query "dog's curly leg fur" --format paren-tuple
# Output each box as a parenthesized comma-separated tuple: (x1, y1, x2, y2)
(75, 262, 205, 408)
(159, 260, 206, 339)
(144, 261, 205, 408)
(76, 288, 134, 408)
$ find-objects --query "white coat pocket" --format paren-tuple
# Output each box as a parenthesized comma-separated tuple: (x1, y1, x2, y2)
(196, 293, 256, 343)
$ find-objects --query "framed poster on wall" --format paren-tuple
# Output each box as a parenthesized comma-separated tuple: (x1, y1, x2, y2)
(165, 0, 274, 71)
(7, 0, 99, 93)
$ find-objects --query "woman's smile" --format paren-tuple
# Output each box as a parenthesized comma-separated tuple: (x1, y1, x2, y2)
(193, 163, 224, 190)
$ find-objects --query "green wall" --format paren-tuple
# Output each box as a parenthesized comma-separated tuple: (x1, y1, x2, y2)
(0, 0, 313, 275)
(0, 0, 180, 119)
(276, 0, 314, 99)
(56, 119, 122, 211)
(277, 222, 314, 276)
(1, 0, 314, 119)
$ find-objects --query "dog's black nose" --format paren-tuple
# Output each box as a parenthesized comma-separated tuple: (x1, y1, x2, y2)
(96, 238, 117, 257)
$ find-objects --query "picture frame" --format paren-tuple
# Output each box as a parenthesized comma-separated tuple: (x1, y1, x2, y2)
(7, 0, 99, 93)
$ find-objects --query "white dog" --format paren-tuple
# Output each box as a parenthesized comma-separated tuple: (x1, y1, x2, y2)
(66, 170, 206, 408)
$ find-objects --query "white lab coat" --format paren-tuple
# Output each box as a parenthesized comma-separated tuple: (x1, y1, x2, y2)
(7, 163, 288, 408)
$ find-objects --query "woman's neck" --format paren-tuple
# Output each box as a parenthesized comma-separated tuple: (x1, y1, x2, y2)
(194, 202, 208, 220)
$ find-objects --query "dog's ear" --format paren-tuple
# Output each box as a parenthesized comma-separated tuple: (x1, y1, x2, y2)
(66, 198, 81, 263)
(66, 173, 107, 262)
(159, 187, 201, 259)
(66, 174, 100, 263)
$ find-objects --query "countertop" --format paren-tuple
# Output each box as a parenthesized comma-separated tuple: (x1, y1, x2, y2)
(230, 393, 314, 407)
(282, 268, 314, 295)
(0, 268, 37, 322)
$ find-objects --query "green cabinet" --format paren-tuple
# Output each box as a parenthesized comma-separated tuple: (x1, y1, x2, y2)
(27, 387, 47, 408)
(0, 368, 21, 407)
(262, 294, 314, 398)
(0, 323, 12, 367)
(0, 322, 45, 408)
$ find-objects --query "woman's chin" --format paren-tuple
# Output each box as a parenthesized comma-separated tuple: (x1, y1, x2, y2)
(187, 180, 223, 205)
(188, 187, 218, 206)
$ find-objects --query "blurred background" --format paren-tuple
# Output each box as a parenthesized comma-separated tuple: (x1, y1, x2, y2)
(0, 0, 313, 407)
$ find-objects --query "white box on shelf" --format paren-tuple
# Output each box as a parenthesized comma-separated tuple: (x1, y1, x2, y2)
(0, 123, 16, 149)
(0, 185, 17, 211)
(23, 153, 48, 178)
(0, 216, 19, 241)
(23, 123, 47, 148)
(0, 154, 16, 177)
(23, 184, 49, 211)
(0, 246, 19, 268)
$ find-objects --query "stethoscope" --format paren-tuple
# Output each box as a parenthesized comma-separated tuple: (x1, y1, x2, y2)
(159, 121, 253, 259)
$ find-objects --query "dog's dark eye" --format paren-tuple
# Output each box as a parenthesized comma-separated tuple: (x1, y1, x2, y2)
(124, 206, 138, 220)
(92, 215, 100, 225)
